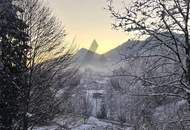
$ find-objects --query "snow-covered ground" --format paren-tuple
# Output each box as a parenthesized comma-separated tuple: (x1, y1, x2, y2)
(32, 116, 133, 130)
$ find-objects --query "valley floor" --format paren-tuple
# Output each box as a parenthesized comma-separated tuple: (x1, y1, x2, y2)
(32, 115, 133, 130)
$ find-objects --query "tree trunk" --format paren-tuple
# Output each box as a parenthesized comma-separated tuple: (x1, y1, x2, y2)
(23, 115, 28, 130)
(186, 53, 190, 110)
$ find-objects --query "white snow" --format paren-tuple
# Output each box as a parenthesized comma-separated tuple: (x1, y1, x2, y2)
(32, 116, 133, 130)
(71, 124, 95, 130)
(32, 126, 58, 130)
(87, 117, 112, 127)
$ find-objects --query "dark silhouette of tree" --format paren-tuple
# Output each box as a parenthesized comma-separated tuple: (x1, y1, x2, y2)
(0, 0, 76, 129)
(18, 0, 76, 129)
(0, 0, 29, 129)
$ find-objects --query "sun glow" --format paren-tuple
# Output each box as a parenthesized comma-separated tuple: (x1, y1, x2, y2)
(46, 0, 132, 54)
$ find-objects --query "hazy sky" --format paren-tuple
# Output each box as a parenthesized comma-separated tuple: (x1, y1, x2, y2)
(46, 0, 132, 54)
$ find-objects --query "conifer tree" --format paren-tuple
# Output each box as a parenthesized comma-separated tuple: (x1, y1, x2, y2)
(0, 0, 29, 129)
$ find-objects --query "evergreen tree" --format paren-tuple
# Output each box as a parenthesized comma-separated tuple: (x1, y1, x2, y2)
(0, 0, 29, 129)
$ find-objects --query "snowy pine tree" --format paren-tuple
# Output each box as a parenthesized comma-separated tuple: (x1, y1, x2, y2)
(0, 0, 29, 129)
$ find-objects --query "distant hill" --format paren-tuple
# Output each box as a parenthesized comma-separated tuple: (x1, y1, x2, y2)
(103, 40, 141, 65)
(72, 39, 142, 72)
(73, 32, 181, 72)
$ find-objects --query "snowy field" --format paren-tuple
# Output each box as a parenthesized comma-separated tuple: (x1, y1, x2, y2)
(32, 116, 133, 130)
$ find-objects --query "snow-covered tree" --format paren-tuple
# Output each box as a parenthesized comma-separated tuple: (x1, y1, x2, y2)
(0, 0, 29, 129)
(108, 0, 190, 107)
(108, 0, 190, 128)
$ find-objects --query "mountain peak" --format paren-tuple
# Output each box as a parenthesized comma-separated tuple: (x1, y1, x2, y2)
(89, 39, 99, 53)
(92, 39, 97, 44)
